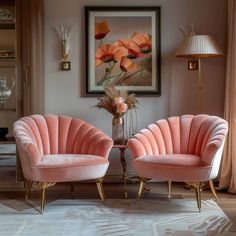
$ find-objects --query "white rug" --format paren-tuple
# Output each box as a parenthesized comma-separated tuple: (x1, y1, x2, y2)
(0, 199, 234, 236)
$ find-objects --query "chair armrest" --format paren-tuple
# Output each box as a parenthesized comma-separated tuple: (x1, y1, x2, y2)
(15, 139, 42, 166)
(79, 127, 113, 158)
(202, 139, 225, 166)
(201, 120, 228, 167)
(128, 133, 151, 159)
(90, 134, 113, 158)
(202, 140, 226, 179)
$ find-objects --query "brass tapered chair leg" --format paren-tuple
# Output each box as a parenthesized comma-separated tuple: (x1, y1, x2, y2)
(96, 178, 105, 201)
(25, 180, 33, 200)
(137, 178, 147, 200)
(41, 183, 47, 214)
(168, 180, 172, 198)
(195, 183, 202, 212)
(209, 180, 218, 201)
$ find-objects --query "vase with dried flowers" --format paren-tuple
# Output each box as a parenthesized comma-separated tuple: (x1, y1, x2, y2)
(95, 84, 138, 144)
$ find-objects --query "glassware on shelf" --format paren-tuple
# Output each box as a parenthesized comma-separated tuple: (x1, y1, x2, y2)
(0, 7, 15, 21)
(0, 49, 15, 59)
(0, 74, 15, 105)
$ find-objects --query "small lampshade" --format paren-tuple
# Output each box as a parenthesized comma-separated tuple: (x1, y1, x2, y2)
(175, 35, 223, 58)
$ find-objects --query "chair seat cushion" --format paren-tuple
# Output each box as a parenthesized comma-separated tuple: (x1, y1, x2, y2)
(31, 154, 109, 182)
(38, 154, 108, 168)
(134, 154, 212, 181)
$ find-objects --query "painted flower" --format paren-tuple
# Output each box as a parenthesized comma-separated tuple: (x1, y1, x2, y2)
(113, 96, 124, 104)
(120, 57, 137, 72)
(116, 39, 140, 59)
(131, 32, 152, 54)
(95, 44, 128, 67)
(95, 21, 110, 40)
(116, 102, 128, 113)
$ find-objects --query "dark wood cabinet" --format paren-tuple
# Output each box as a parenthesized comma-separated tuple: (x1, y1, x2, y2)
(0, 0, 44, 187)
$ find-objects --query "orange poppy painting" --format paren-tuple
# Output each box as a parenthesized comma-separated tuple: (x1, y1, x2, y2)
(85, 7, 161, 95)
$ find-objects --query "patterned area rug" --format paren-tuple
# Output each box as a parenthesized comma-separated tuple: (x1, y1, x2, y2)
(0, 144, 16, 154)
(0, 199, 234, 236)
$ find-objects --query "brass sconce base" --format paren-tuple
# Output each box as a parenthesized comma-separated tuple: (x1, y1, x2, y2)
(188, 60, 198, 70)
(61, 61, 71, 71)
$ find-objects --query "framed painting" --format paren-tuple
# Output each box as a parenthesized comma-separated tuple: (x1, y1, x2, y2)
(85, 6, 161, 96)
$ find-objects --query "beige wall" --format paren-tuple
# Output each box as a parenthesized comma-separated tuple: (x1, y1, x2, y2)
(44, 0, 227, 175)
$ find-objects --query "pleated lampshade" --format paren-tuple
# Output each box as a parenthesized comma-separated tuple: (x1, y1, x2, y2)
(175, 35, 223, 58)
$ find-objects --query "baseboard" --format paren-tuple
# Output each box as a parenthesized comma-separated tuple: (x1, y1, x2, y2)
(0, 181, 25, 189)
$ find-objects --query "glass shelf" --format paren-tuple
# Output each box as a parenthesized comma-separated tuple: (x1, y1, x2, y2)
(0, 56, 15, 60)
(0, 108, 16, 111)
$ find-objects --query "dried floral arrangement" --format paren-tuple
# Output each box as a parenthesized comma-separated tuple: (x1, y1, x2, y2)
(95, 84, 138, 117)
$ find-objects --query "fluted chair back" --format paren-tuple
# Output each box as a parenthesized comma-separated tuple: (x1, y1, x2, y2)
(13, 114, 113, 212)
(128, 114, 227, 179)
(14, 114, 111, 157)
(128, 115, 228, 211)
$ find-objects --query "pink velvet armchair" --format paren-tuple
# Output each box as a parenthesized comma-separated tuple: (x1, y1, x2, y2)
(13, 114, 113, 212)
(128, 115, 228, 211)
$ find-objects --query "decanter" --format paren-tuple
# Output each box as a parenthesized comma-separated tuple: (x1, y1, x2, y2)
(0, 75, 15, 105)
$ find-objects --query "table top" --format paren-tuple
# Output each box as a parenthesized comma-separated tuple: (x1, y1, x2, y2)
(113, 144, 128, 149)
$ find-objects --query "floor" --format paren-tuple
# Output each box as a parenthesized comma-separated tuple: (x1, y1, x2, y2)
(0, 181, 236, 228)
(1, 145, 234, 224)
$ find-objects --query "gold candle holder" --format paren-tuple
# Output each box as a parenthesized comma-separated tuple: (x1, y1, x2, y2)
(61, 40, 70, 70)
(62, 40, 69, 61)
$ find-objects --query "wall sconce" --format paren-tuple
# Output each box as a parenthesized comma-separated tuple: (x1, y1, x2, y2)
(61, 61, 71, 71)
(188, 60, 198, 70)
(59, 24, 72, 71)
